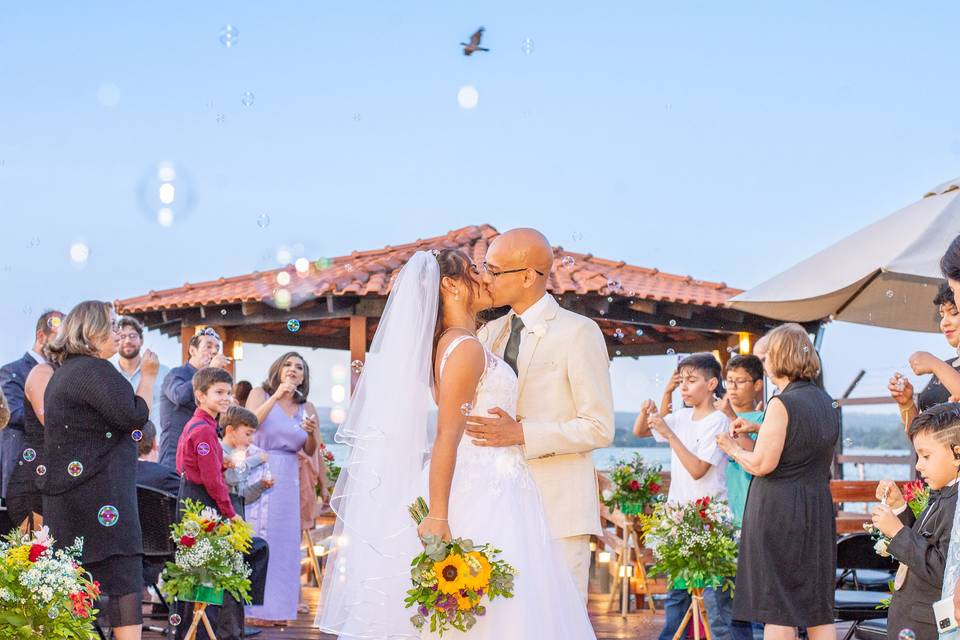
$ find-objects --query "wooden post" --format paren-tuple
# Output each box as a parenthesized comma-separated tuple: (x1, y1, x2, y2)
(349, 316, 367, 393)
(218, 327, 236, 378)
(180, 324, 194, 365)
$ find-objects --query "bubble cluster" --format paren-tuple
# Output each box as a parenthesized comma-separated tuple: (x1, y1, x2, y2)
(67, 461, 83, 477)
(460, 403, 474, 416)
(287, 319, 301, 333)
(98, 505, 119, 527)
(613, 328, 624, 340)
(351, 360, 364, 374)
(219, 24, 238, 48)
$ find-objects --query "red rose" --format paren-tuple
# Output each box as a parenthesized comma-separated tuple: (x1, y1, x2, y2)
(203, 521, 217, 533)
(648, 482, 661, 493)
(180, 535, 196, 548)
(324, 451, 335, 461)
(28, 543, 47, 562)
(628, 480, 641, 491)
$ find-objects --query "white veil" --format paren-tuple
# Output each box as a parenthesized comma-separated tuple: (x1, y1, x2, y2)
(315, 251, 439, 639)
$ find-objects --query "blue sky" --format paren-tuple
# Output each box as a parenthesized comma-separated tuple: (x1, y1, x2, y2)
(1, 2, 958, 414)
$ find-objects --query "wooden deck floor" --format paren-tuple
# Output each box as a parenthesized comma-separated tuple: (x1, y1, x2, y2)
(142, 587, 664, 639)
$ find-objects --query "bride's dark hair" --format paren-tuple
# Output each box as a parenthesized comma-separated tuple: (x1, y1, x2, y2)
(432, 249, 481, 361)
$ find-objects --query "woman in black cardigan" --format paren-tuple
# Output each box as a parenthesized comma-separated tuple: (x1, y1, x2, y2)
(42, 301, 158, 639)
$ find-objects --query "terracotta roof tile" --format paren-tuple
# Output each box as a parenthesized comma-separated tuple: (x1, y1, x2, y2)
(115, 224, 742, 314)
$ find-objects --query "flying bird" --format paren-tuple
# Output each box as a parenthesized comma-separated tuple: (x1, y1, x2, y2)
(460, 27, 490, 56)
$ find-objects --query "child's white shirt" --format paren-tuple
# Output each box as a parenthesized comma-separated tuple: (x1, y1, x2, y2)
(652, 407, 729, 504)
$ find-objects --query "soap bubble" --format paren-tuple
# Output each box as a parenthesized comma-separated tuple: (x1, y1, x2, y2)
(607, 280, 622, 293)
(22, 448, 36, 462)
(219, 24, 238, 48)
(98, 505, 119, 527)
(132, 430, 143, 442)
(241, 91, 255, 107)
(287, 319, 301, 333)
(67, 461, 84, 477)
(351, 360, 364, 373)
(898, 630, 915, 640)
(613, 329, 624, 340)
(843, 438, 853, 447)
(460, 403, 473, 416)
(35, 465, 46, 476)
(69, 242, 90, 266)
(832, 401, 840, 409)
(256, 213, 270, 228)
(669, 320, 677, 327)
(520, 37, 535, 54)
(561, 256, 575, 269)
(183, 521, 201, 537)
(666, 348, 676, 355)
(886, 290, 895, 299)
(457, 85, 479, 110)
(169, 614, 182, 627)
(636, 329, 644, 336)
(48, 608, 59, 619)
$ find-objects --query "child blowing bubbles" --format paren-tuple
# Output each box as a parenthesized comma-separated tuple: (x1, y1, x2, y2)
(872, 403, 960, 640)
(220, 406, 275, 507)
(633, 353, 732, 640)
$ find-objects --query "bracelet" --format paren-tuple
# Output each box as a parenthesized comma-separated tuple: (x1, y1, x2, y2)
(424, 516, 448, 522)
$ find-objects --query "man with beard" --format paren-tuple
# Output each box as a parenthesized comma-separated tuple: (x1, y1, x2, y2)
(113, 316, 169, 434)
(0, 309, 63, 528)
(157, 328, 230, 467)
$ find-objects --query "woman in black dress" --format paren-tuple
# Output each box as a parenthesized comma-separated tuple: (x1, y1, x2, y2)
(889, 283, 960, 428)
(6, 356, 54, 531)
(42, 301, 159, 640)
(717, 323, 839, 640)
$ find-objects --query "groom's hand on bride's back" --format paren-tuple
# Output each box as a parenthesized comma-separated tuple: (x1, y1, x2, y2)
(464, 407, 524, 447)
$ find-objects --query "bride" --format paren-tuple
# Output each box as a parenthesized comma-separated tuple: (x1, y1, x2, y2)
(315, 249, 595, 639)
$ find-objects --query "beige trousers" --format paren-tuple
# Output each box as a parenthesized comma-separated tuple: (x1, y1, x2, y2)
(554, 534, 592, 603)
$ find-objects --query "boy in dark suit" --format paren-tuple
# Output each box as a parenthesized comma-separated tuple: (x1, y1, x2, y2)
(873, 403, 960, 640)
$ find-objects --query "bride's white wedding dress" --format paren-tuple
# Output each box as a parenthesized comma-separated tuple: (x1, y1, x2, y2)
(314, 251, 595, 639)
(424, 335, 596, 639)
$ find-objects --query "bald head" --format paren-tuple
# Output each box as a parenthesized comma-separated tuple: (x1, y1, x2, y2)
(490, 228, 554, 275)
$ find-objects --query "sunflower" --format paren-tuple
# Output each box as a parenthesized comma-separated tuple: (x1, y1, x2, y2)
(462, 551, 492, 591)
(433, 553, 471, 595)
(456, 592, 479, 611)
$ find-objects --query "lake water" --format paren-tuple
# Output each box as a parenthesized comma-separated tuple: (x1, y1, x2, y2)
(324, 443, 913, 480)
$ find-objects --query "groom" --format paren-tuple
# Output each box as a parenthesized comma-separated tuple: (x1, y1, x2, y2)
(467, 228, 615, 601)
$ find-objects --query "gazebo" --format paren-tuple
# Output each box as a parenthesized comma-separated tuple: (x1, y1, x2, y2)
(115, 224, 789, 386)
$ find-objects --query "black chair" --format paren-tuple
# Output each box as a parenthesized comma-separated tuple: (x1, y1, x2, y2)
(834, 533, 895, 640)
(137, 484, 179, 638)
(854, 619, 887, 640)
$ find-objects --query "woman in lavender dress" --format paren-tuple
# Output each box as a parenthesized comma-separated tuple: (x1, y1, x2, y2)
(245, 352, 320, 625)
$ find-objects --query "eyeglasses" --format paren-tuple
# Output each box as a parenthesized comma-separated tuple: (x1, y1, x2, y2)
(724, 378, 755, 388)
(118, 332, 141, 342)
(481, 262, 545, 278)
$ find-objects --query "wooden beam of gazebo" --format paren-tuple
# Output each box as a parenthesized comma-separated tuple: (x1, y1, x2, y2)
(115, 224, 798, 389)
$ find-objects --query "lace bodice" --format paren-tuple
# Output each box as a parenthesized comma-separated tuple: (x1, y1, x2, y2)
(438, 336, 529, 495)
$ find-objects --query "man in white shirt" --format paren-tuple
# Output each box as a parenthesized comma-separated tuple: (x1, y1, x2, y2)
(112, 316, 169, 436)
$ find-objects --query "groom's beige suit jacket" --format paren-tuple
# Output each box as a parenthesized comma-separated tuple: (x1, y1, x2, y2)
(478, 295, 615, 539)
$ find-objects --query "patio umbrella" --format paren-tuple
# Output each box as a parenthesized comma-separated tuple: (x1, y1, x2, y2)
(728, 177, 960, 332)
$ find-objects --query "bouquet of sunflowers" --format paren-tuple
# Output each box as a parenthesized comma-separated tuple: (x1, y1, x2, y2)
(405, 497, 518, 636)
(160, 499, 254, 605)
(0, 526, 101, 639)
